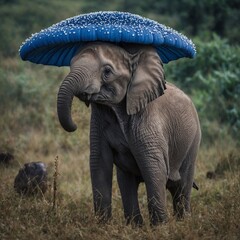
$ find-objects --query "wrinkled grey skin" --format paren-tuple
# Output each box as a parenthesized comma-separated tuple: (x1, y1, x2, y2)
(57, 42, 201, 225)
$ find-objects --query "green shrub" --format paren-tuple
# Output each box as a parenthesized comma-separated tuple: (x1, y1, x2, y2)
(165, 35, 240, 142)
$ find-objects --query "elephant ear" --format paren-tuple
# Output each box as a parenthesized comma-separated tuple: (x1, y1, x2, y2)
(126, 46, 166, 115)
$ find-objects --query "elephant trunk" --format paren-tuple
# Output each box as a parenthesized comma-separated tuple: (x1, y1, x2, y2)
(57, 70, 85, 132)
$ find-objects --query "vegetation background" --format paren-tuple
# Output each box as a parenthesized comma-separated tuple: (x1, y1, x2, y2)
(0, 0, 239, 239)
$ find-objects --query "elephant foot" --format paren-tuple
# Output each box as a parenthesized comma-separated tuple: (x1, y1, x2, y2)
(174, 197, 186, 220)
(150, 213, 168, 226)
(148, 203, 168, 226)
(95, 206, 112, 224)
(167, 179, 191, 220)
(126, 214, 144, 227)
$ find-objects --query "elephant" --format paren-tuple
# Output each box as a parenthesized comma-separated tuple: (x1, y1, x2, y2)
(57, 42, 201, 225)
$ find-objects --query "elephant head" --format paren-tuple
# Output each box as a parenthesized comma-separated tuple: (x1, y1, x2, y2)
(57, 42, 166, 132)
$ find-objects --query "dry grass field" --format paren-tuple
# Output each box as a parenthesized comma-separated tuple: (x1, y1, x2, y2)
(1, 59, 240, 240)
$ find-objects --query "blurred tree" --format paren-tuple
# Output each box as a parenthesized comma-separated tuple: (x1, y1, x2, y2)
(81, 0, 116, 13)
(0, 0, 82, 57)
(176, 0, 240, 40)
(146, 0, 240, 43)
(0, 0, 17, 3)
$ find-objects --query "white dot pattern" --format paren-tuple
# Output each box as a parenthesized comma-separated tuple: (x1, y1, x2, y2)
(19, 11, 196, 66)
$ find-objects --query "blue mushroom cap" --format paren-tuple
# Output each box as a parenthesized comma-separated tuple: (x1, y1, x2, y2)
(19, 11, 196, 66)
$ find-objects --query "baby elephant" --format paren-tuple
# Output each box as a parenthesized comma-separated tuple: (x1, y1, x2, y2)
(57, 42, 201, 225)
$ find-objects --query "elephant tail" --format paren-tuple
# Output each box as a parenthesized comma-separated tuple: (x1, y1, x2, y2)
(192, 181, 199, 191)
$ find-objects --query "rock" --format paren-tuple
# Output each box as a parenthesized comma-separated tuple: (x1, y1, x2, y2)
(206, 171, 216, 179)
(0, 152, 14, 165)
(14, 162, 48, 195)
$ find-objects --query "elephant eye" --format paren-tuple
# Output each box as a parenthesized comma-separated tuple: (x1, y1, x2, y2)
(103, 66, 113, 81)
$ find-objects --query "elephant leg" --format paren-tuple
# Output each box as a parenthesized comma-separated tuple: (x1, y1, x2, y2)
(167, 163, 195, 219)
(90, 106, 115, 222)
(166, 179, 185, 219)
(133, 147, 168, 225)
(129, 130, 171, 225)
(179, 138, 200, 215)
(90, 138, 114, 222)
(116, 168, 143, 226)
(180, 162, 195, 215)
(146, 176, 168, 225)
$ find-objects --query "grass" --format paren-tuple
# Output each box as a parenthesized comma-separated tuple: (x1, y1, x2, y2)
(1, 58, 240, 239)
(0, 141, 240, 239)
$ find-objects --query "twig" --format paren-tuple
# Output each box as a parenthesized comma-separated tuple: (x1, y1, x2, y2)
(52, 155, 58, 211)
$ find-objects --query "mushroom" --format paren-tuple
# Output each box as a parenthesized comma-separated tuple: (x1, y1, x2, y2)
(19, 11, 196, 66)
